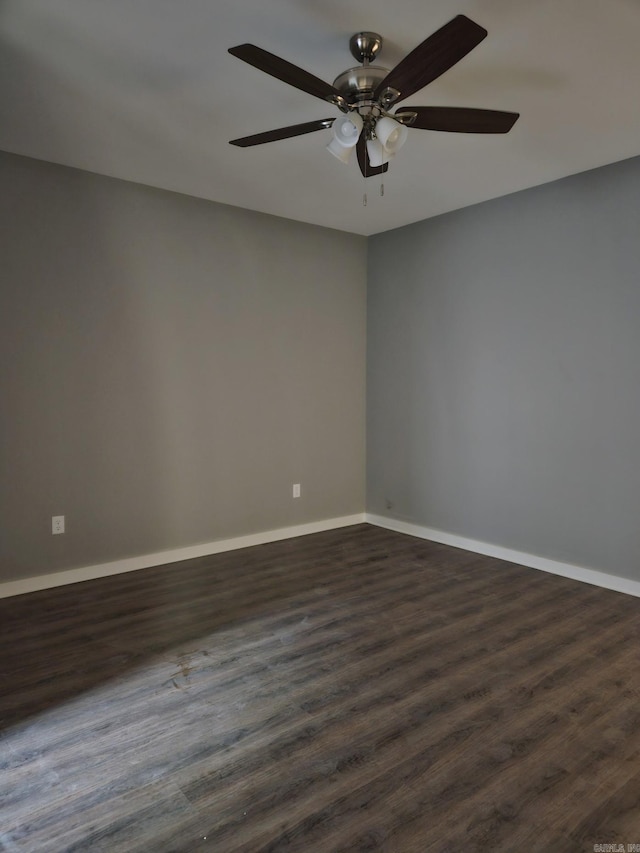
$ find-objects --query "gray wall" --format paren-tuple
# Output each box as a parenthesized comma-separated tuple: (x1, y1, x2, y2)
(368, 155, 640, 582)
(6, 147, 640, 587)
(0, 152, 366, 582)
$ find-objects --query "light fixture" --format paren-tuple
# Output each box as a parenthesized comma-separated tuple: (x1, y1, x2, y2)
(375, 116, 409, 155)
(365, 138, 389, 168)
(327, 136, 354, 164)
(326, 112, 363, 164)
(362, 115, 409, 169)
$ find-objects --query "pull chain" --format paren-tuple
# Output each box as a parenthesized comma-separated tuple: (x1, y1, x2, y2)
(380, 181, 384, 197)
(363, 192, 368, 207)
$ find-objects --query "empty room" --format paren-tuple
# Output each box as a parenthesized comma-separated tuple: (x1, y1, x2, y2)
(2, 1, 640, 851)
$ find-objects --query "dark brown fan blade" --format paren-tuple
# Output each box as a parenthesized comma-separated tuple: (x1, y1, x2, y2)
(374, 15, 487, 104)
(356, 132, 389, 178)
(230, 119, 335, 147)
(229, 44, 345, 107)
(396, 106, 519, 134)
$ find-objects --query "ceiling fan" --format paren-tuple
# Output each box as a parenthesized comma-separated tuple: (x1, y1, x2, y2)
(228, 15, 519, 177)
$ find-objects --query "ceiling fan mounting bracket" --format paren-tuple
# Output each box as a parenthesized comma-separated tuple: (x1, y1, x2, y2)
(329, 93, 351, 112)
(348, 32, 383, 64)
(393, 110, 418, 126)
(379, 86, 401, 108)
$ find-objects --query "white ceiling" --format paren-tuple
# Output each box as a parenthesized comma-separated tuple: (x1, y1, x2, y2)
(1, 0, 640, 236)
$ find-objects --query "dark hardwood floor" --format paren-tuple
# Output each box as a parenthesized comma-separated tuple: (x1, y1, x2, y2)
(1, 524, 640, 852)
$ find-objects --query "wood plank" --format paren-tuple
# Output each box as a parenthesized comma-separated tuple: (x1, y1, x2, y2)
(2, 524, 640, 851)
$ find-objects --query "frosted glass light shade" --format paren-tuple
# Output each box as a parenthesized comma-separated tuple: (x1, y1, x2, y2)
(327, 136, 354, 164)
(376, 116, 408, 154)
(331, 113, 363, 148)
(366, 138, 390, 168)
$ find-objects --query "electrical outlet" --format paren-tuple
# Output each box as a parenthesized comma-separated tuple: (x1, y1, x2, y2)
(52, 515, 65, 535)
(293, 484, 301, 499)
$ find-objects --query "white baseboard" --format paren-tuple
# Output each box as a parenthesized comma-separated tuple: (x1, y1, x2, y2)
(0, 513, 366, 600)
(366, 513, 640, 600)
(8, 512, 637, 603)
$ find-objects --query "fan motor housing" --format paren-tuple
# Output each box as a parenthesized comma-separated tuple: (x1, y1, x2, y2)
(332, 65, 389, 103)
